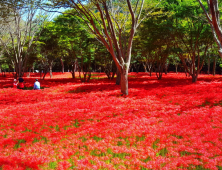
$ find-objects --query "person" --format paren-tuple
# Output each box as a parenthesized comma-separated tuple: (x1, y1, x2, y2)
(17, 77, 25, 89)
(33, 79, 40, 90)
(13, 79, 17, 88)
(18, 77, 24, 83)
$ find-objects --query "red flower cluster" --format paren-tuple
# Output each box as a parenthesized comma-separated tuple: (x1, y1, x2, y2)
(0, 72, 222, 169)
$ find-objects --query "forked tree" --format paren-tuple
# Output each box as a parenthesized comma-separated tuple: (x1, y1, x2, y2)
(50, 0, 160, 95)
(198, 0, 222, 58)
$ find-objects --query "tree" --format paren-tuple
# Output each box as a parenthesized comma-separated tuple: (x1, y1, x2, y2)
(38, 22, 61, 79)
(0, 0, 48, 78)
(169, 0, 214, 82)
(198, 0, 222, 58)
(53, 10, 94, 79)
(169, 55, 180, 74)
(136, 10, 174, 79)
(49, 0, 160, 95)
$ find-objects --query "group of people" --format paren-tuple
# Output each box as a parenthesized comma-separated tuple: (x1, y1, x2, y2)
(13, 78, 40, 90)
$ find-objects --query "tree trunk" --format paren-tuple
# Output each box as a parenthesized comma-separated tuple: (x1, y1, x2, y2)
(27, 68, 31, 77)
(155, 65, 163, 80)
(116, 68, 121, 85)
(120, 68, 128, 95)
(143, 63, 147, 72)
(164, 63, 168, 75)
(18, 60, 22, 77)
(149, 69, 152, 77)
(175, 64, 178, 74)
(49, 61, 53, 78)
(43, 65, 48, 80)
(208, 57, 210, 75)
(212, 57, 216, 76)
(60, 58, 64, 73)
(32, 65, 34, 73)
(39, 66, 42, 79)
(111, 62, 116, 79)
(87, 72, 91, 82)
(185, 69, 188, 77)
(134, 63, 139, 73)
(147, 64, 152, 76)
(192, 74, 198, 82)
(71, 64, 75, 78)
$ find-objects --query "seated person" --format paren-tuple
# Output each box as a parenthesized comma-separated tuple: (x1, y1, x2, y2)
(17, 77, 25, 89)
(33, 79, 40, 90)
(13, 79, 17, 88)
(18, 77, 24, 83)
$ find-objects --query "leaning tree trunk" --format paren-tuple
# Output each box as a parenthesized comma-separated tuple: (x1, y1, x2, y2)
(43, 65, 48, 80)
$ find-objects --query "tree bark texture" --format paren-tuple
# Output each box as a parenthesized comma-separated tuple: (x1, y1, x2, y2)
(198, 0, 222, 58)
(120, 68, 128, 95)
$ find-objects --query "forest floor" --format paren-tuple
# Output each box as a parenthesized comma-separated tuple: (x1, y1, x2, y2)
(0, 72, 222, 169)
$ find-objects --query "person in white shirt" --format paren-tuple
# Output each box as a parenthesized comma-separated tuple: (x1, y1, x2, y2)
(33, 79, 40, 90)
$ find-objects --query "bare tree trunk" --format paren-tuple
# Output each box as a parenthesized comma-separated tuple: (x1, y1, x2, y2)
(27, 68, 31, 77)
(175, 64, 178, 74)
(49, 61, 53, 78)
(164, 63, 168, 75)
(192, 74, 198, 82)
(71, 64, 75, 79)
(43, 72, 47, 80)
(143, 63, 147, 72)
(147, 64, 152, 76)
(39, 66, 42, 79)
(60, 58, 64, 73)
(120, 68, 128, 95)
(71, 59, 78, 79)
(198, 0, 222, 58)
(155, 65, 163, 80)
(213, 57, 216, 76)
(208, 57, 210, 75)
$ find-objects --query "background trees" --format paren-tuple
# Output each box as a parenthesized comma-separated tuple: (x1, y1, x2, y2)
(0, 0, 49, 78)
(48, 0, 161, 95)
(0, 0, 222, 94)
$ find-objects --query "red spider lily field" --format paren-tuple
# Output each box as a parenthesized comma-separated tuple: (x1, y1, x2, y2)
(0, 72, 222, 170)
